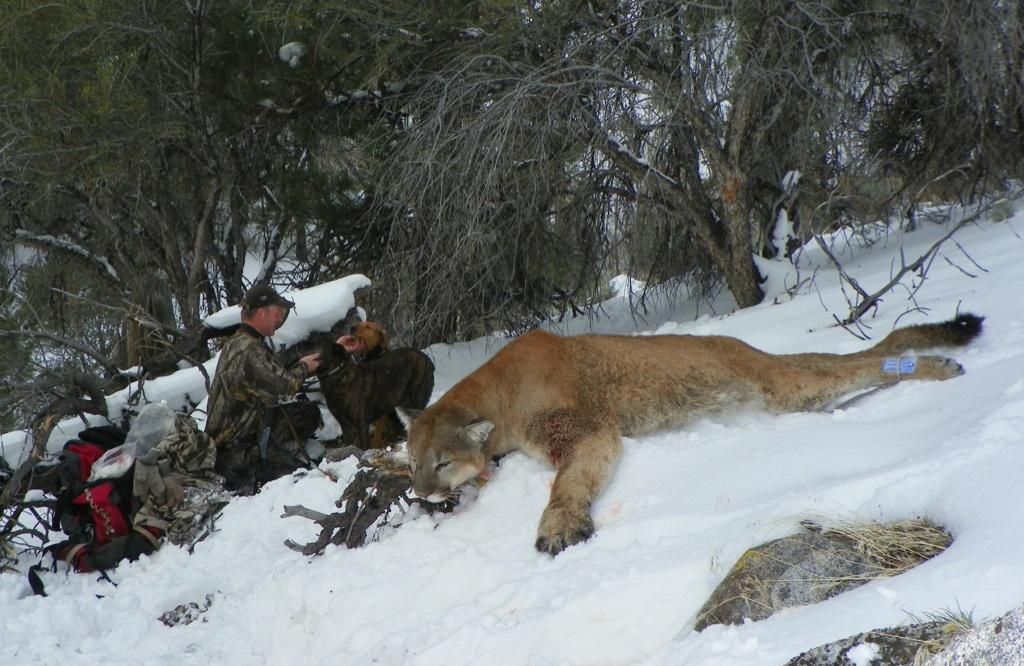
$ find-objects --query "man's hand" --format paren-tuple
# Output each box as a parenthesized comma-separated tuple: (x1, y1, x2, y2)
(337, 335, 366, 354)
(299, 352, 321, 373)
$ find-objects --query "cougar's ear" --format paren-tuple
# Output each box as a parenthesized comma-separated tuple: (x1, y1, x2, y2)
(465, 419, 495, 447)
(395, 407, 422, 430)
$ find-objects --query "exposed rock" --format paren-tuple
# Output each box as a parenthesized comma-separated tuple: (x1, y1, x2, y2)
(784, 621, 952, 665)
(925, 604, 1024, 666)
(695, 519, 952, 631)
(695, 530, 871, 630)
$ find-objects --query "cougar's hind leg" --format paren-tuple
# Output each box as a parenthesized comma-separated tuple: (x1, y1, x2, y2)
(768, 354, 964, 413)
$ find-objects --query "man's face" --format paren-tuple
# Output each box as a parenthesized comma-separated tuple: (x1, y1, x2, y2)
(250, 304, 289, 336)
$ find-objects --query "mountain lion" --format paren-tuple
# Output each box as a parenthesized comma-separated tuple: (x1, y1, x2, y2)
(397, 314, 983, 555)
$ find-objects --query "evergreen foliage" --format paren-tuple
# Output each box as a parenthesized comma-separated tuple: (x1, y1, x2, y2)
(0, 0, 1021, 392)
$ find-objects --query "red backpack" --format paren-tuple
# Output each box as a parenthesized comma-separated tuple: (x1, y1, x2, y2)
(49, 427, 135, 572)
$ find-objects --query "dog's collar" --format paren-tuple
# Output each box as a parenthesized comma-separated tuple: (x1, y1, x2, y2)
(318, 356, 363, 381)
(319, 365, 344, 379)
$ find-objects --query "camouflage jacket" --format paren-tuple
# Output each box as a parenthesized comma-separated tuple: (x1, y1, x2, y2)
(132, 413, 230, 546)
(204, 324, 310, 455)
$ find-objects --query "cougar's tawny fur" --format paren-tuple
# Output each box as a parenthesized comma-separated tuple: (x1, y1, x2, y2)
(398, 314, 983, 555)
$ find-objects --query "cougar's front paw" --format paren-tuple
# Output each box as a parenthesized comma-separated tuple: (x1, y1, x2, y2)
(535, 505, 595, 556)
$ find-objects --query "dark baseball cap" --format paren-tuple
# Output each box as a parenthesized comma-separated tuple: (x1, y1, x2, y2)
(242, 284, 295, 310)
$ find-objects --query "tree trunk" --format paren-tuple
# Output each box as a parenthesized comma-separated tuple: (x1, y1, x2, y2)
(719, 174, 766, 308)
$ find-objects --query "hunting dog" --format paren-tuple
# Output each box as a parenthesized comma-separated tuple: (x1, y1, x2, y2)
(317, 322, 434, 450)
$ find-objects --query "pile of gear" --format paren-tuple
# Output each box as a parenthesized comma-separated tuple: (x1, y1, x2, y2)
(34, 403, 230, 590)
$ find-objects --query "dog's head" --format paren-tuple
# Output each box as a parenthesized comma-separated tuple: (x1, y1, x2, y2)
(351, 321, 389, 358)
(317, 338, 356, 379)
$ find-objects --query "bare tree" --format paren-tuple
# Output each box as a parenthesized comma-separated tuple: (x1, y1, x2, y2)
(2, 0, 1020, 359)
(367, 0, 1023, 343)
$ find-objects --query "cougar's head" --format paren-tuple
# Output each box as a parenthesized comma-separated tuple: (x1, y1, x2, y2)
(396, 407, 493, 503)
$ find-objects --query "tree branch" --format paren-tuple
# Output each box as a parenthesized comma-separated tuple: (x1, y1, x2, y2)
(817, 200, 1004, 325)
(0, 329, 121, 376)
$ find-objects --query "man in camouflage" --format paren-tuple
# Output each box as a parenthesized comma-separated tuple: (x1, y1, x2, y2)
(205, 284, 324, 494)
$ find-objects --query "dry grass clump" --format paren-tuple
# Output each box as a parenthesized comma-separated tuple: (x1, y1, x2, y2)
(825, 517, 953, 576)
(907, 605, 976, 666)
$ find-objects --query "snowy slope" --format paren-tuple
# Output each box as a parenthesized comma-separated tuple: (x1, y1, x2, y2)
(2, 207, 1024, 666)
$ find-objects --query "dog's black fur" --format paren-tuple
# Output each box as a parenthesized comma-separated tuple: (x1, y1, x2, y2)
(317, 341, 435, 450)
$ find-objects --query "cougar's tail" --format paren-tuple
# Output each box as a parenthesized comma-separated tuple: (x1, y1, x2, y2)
(870, 313, 984, 356)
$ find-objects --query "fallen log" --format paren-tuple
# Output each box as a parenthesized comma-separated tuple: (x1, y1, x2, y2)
(283, 447, 457, 554)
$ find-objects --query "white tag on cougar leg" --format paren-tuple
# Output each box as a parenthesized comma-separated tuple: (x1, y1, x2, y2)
(881, 357, 917, 375)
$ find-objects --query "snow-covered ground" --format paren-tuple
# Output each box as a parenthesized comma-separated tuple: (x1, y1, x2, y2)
(2, 204, 1024, 665)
